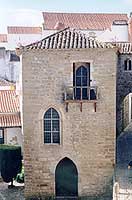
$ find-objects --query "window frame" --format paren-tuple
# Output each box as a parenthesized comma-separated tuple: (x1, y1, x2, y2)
(0, 129, 4, 144)
(43, 108, 60, 145)
(73, 63, 90, 100)
(124, 59, 132, 71)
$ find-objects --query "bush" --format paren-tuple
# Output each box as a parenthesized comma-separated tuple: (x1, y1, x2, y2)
(0, 145, 22, 186)
(15, 164, 24, 183)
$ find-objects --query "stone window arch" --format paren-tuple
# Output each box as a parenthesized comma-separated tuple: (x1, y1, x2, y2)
(124, 59, 132, 71)
(44, 108, 60, 144)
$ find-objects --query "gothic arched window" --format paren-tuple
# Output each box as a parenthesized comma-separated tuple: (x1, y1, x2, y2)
(44, 108, 60, 144)
(73, 65, 90, 99)
(124, 59, 132, 71)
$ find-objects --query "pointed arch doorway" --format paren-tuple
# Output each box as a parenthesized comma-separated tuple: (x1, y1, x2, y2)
(55, 157, 78, 197)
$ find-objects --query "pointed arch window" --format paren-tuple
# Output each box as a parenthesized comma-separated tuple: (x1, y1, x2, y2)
(124, 59, 132, 71)
(73, 65, 90, 100)
(44, 108, 60, 144)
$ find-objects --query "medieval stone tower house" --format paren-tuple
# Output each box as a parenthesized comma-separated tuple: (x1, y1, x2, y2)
(21, 28, 117, 199)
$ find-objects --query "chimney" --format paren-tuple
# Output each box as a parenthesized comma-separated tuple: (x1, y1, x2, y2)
(111, 20, 129, 42)
(54, 22, 65, 30)
(128, 13, 132, 43)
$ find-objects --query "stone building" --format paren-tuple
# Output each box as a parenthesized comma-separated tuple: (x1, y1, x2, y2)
(116, 43, 132, 134)
(20, 28, 117, 199)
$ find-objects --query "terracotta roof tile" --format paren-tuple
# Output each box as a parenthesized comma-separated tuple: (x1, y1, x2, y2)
(0, 34, 7, 42)
(115, 43, 132, 54)
(0, 90, 20, 113)
(24, 28, 114, 50)
(0, 114, 21, 127)
(43, 12, 128, 30)
(7, 26, 42, 34)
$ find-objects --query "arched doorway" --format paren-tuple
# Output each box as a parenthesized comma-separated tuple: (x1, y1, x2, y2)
(55, 157, 78, 197)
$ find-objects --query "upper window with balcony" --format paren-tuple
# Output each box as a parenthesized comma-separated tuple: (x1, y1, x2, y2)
(64, 62, 97, 101)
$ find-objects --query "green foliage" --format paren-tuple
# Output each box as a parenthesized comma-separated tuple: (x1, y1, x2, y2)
(15, 165, 24, 183)
(0, 144, 22, 183)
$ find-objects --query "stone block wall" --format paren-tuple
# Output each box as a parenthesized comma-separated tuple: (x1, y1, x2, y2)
(22, 48, 117, 199)
(123, 94, 129, 129)
(116, 54, 132, 134)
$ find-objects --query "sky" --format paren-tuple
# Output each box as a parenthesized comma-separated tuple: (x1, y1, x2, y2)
(0, 0, 132, 33)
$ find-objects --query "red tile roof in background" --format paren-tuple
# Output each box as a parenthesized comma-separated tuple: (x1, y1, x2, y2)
(0, 114, 21, 127)
(0, 34, 7, 42)
(42, 12, 128, 30)
(7, 26, 42, 34)
(0, 90, 20, 113)
(0, 88, 21, 127)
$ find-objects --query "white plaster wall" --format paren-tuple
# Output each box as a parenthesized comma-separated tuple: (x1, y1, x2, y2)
(0, 48, 10, 79)
(111, 25, 128, 42)
(8, 61, 20, 82)
(6, 127, 23, 148)
(0, 48, 20, 82)
(7, 34, 42, 50)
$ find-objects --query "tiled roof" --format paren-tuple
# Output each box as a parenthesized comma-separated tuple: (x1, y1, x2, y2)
(0, 34, 7, 42)
(115, 43, 132, 54)
(24, 28, 114, 50)
(0, 114, 21, 127)
(0, 90, 20, 113)
(7, 26, 42, 34)
(42, 12, 128, 30)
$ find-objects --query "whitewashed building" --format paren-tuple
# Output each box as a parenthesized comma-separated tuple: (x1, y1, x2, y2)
(0, 78, 22, 147)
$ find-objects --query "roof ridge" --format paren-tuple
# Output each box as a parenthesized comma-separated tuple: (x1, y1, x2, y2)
(25, 27, 70, 48)
(43, 12, 128, 15)
(23, 28, 114, 50)
(7, 26, 42, 28)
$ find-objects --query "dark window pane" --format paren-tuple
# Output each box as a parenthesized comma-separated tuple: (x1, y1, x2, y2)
(75, 88, 81, 99)
(129, 60, 131, 70)
(76, 77, 81, 86)
(44, 108, 51, 119)
(52, 120, 59, 131)
(82, 76, 87, 86)
(44, 120, 51, 131)
(53, 132, 60, 143)
(82, 67, 87, 76)
(76, 67, 81, 76)
(82, 88, 88, 99)
(124, 60, 128, 70)
(44, 132, 51, 143)
(52, 109, 59, 119)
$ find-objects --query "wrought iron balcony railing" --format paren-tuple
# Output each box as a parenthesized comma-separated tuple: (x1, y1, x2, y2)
(64, 86, 98, 101)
